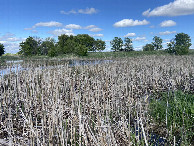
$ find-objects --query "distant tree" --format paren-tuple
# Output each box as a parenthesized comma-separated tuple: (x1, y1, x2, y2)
(0, 43, 5, 56)
(110, 37, 123, 52)
(48, 47, 57, 57)
(75, 44, 88, 56)
(57, 34, 70, 54)
(19, 36, 41, 56)
(152, 36, 163, 50)
(124, 37, 133, 51)
(93, 39, 106, 52)
(166, 33, 191, 55)
(40, 37, 55, 55)
(75, 34, 95, 51)
(143, 44, 154, 51)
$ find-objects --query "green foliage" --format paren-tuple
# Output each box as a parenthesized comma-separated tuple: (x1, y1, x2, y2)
(166, 33, 192, 55)
(75, 34, 95, 52)
(19, 36, 41, 56)
(0, 43, 5, 56)
(48, 47, 57, 57)
(75, 44, 88, 56)
(57, 34, 95, 56)
(110, 37, 123, 52)
(124, 37, 133, 51)
(143, 43, 154, 51)
(41, 37, 55, 55)
(149, 91, 194, 144)
(152, 36, 163, 50)
(93, 39, 106, 52)
(57, 34, 71, 54)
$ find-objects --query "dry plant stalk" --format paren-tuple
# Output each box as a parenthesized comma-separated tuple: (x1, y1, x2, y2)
(0, 55, 193, 145)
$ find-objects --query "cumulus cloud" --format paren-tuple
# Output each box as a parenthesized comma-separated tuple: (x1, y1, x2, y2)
(159, 31, 177, 35)
(61, 8, 97, 15)
(133, 37, 147, 41)
(0, 33, 27, 53)
(2, 42, 20, 54)
(60, 10, 76, 15)
(0, 33, 25, 42)
(78, 8, 97, 14)
(65, 24, 82, 29)
(90, 34, 104, 37)
(113, 19, 149, 27)
(33, 21, 63, 28)
(124, 33, 136, 37)
(89, 28, 103, 32)
(49, 29, 74, 36)
(142, 0, 194, 17)
(84, 25, 97, 29)
(160, 20, 176, 27)
(24, 21, 63, 30)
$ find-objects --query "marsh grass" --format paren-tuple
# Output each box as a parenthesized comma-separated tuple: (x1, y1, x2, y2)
(149, 90, 194, 145)
(0, 55, 193, 145)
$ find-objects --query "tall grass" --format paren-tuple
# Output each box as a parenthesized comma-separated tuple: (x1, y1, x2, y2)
(149, 90, 194, 145)
(0, 55, 193, 145)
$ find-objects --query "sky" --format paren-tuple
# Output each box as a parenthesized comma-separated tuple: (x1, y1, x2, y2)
(0, 0, 194, 53)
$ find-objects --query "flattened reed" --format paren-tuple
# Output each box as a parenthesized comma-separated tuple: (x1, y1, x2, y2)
(0, 55, 193, 145)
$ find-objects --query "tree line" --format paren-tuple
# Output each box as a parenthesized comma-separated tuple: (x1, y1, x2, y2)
(0, 32, 192, 57)
(18, 34, 106, 57)
(110, 33, 192, 55)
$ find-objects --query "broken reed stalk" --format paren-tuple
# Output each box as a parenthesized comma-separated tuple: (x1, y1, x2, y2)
(0, 55, 193, 145)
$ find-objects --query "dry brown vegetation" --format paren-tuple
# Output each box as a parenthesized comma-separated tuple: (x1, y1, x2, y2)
(0, 55, 193, 145)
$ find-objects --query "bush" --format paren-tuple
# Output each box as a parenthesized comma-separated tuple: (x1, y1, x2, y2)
(143, 44, 154, 51)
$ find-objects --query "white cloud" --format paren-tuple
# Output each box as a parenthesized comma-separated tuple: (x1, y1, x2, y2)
(124, 33, 136, 37)
(90, 34, 104, 37)
(25, 21, 63, 30)
(33, 21, 63, 28)
(84, 25, 97, 29)
(49, 29, 74, 36)
(60, 10, 76, 15)
(143, 0, 194, 17)
(89, 28, 103, 32)
(133, 37, 147, 41)
(159, 31, 177, 35)
(0, 41, 20, 54)
(113, 19, 149, 27)
(78, 8, 97, 14)
(135, 45, 144, 51)
(0, 33, 25, 42)
(65, 24, 82, 29)
(61, 8, 97, 15)
(160, 20, 176, 27)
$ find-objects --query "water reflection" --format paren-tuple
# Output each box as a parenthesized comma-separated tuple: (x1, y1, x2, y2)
(0, 59, 112, 77)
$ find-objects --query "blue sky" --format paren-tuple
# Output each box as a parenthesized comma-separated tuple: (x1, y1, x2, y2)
(0, 0, 194, 53)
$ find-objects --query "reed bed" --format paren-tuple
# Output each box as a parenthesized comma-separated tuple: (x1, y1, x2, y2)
(0, 55, 193, 145)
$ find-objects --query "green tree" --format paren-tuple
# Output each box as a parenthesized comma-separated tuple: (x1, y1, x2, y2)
(75, 44, 88, 56)
(174, 33, 191, 55)
(152, 36, 163, 50)
(57, 34, 70, 54)
(48, 47, 57, 57)
(75, 34, 95, 51)
(166, 33, 192, 55)
(110, 37, 123, 52)
(19, 36, 41, 56)
(124, 37, 133, 51)
(0, 43, 5, 56)
(93, 39, 106, 52)
(143, 44, 154, 51)
(40, 37, 55, 55)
